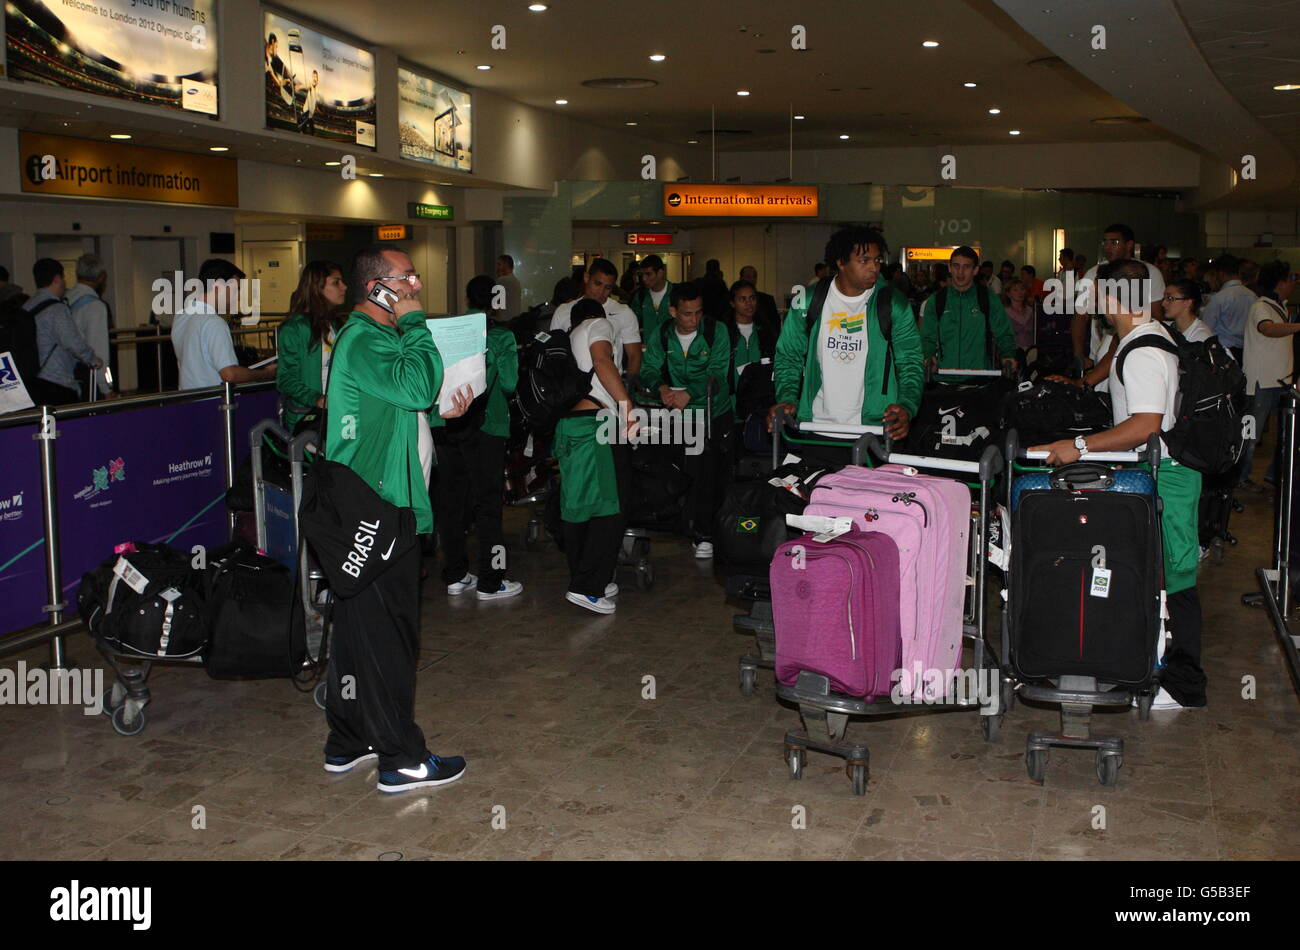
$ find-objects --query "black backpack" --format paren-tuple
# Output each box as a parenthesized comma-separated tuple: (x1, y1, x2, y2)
(0, 295, 58, 389)
(1116, 325, 1247, 475)
(803, 278, 896, 396)
(514, 326, 594, 432)
(932, 284, 994, 365)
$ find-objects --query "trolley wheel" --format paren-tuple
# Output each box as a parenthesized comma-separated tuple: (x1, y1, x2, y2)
(635, 558, 654, 590)
(313, 681, 328, 711)
(1137, 691, 1153, 721)
(633, 537, 651, 558)
(1212, 538, 1224, 565)
(980, 713, 1002, 742)
(787, 747, 805, 781)
(1096, 753, 1121, 787)
(739, 666, 756, 697)
(1001, 677, 1016, 715)
(848, 762, 868, 796)
(110, 703, 146, 737)
(99, 681, 127, 715)
(523, 522, 540, 551)
(1026, 747, 1048, 783)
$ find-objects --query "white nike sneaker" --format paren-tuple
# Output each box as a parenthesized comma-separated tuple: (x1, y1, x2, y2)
(605, 583, 619, 598)
(1149, 687, 1183, 710)
(447, 573, 477, 595)
(566, 591, 616, 614)
(693, 541, 714, 559)
(477, 579, 523, 601)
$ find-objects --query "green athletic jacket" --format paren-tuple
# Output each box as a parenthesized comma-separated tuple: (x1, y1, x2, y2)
(631, 282, 673, 336)
(919, 285, 1018, 373)
(774, 284, 924, 424)
(276, 313, 334, 432)
(641, 319, 735, 419)
(325, 309, 441, 533)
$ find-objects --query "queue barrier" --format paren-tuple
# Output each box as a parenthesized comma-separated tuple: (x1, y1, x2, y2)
(0, 382, 280, 664)
(1254, 387, 1300, 697)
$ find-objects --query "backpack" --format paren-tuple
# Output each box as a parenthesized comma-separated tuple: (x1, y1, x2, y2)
(77, 543, 209, 660)
(803, 278, 896, 396)
(0, 296, 58, 388)
(932, 284, 994, 365)
(1116, 325, 1247, 475)
(514, 326, 594, 432)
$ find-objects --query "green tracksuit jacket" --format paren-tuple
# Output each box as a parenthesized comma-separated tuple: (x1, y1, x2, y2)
(919, 285, 1018, 374)
(640, 320, 735, 419)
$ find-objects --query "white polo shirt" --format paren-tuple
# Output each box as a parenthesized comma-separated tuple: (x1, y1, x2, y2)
(1109, 320, 1179, 458)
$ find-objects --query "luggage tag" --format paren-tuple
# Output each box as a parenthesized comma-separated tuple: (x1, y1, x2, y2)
(760, 358, 772, 365)
(158, 587, 182, 656)
(785, 514, 853, 542)
(1089, 544, 1109, 598)
(113, 556, 150, 596)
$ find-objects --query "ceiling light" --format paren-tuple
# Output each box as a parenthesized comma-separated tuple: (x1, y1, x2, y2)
(369, 173, 384, 177)
(1274, 83, 1300, 91)
(839, 134, 850, 140)
(649, 54, 666, 62)
(325, 161, 341, 166)
(555, 98, 568, 105)
(687, 139, 698, 144)
(476, 64, 491, 71)
(794, 114, 806, 120)
(209, 146, 228, 152)
(528, 3, 548, 10)
(963, 82, 977, 88)
(737, 90, 750, 96)
(922, 40, 940, 48)
(110, 133, 131, 140)
(1009, 129, 1021, 135)
(988, 107, 1001, 114)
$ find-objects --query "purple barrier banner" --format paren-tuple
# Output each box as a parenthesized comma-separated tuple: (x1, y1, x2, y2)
(0, 423, 49, 635)
(0, 387, 282, 641)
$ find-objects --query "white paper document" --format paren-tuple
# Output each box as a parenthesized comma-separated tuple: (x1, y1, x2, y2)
(426, 314, 488, 414)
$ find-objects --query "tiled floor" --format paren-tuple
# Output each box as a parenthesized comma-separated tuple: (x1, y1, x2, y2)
(1, 472, 1298, 861)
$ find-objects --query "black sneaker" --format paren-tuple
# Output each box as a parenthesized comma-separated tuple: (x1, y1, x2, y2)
(376, 753, 467, 793)
(323, 748, 377, 773)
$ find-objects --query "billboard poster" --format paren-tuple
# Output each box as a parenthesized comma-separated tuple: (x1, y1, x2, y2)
(398, 67, 472, 172)
(264, 11, 375, 148)
(5, 0, 218, 115)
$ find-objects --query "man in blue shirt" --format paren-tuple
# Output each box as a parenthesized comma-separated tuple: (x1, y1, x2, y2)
(25, 258, 100, 405)
(1201, 255, 1256, 362)
(171, 259, 276, 390)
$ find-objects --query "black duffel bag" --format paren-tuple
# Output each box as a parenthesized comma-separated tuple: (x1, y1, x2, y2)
(1002, 379, 1112, 446)
(202, 542, 307, 680)
(714, 460, 835, 571)
(905, 378, 1013, 462)
(77, 542, 208, 660)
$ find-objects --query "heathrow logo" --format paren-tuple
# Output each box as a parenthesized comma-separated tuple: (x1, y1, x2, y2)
(666, 192, 682, 207)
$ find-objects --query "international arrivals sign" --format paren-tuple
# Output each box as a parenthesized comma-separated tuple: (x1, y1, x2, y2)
(19, 132, 238, 207)
(662, 184, 819, 218)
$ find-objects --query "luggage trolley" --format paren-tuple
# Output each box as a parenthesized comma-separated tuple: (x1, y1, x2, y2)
(776, 426, 1008, 795)
(1003, 431, 1163, 786)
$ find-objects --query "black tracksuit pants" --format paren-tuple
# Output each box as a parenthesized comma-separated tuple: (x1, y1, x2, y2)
(431, 429, 508, 592)
(323, 542, 427, 771)
(562, 442, 631, 597)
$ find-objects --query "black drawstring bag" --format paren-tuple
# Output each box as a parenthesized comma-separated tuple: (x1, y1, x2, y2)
(299, 458, 418, 599)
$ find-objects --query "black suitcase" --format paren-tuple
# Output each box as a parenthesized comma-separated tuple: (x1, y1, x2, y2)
(1009, 464, 1162, 685)
(905, 379, 1010, 462)
(203, 542, 307, 680)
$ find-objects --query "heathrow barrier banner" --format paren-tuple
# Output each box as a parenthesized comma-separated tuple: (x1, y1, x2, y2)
(0, 389, 279, 639)
(263, 10, 375, 147)
(5, 0, 218, 114)
(398, 67, 472, 172)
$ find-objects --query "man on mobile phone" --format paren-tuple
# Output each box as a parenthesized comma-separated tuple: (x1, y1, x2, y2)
(322, 244, 473, 793)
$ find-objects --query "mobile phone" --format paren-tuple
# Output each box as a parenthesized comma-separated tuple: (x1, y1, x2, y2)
(367, 281, 400, 313)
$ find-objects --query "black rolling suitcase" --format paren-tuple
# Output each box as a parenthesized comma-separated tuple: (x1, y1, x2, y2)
(1009, 462, 1162, 686)
(1197, 469, 1237, 561)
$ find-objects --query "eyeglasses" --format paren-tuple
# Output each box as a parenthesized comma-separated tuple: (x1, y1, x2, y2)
(1162, 295, 1191, 302)
(1101, 238, 1124, 246)
(377, 274, 420, 284)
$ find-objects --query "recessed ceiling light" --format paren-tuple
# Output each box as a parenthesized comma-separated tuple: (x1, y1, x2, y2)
(369, 173, 384, 178)
(626, 121, 638, 126)
(839, 134, 850, 140)
(687, 139, 698, 144)
(964, 82, 977, 88)
(737, 90, 750, 96)
(1009, 129, 1021, 135)
(528, 3, 548, 10)
(922, 40, 940, 48)
(988, 108, 1001, 114)
(1274, 83, 1300, 91)
(476, 64, 491, 71)
(110, 133, 131, 139)
(555, 98, 568, 105)
(794, 114, 806, 120)
(325, 161, 341, 166)
(209, 146, 228, 152)
(649, 54, 666, 62)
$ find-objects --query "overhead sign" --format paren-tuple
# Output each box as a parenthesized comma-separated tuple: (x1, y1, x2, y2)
(376, 225, 410, 241)
(904, 247, 983, 262)
(19, 132, 238, 207)
(5, 0, 218, 115)
(263, 11, 375, 148)
(409, 202, 454, 220)
(662, 184, 818, 218)
(398, 68, 472, 172)
(626, 233, 673, 246)
(305, 224, 345, 241)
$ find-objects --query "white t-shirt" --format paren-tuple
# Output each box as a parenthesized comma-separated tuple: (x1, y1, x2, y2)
(650, 287, 668, 309)
(1243, 297, 1293, 394)
(1079, 261, 1166, 364)
(737, 322, 754, 341)
(675, 329, 697, 355)
(550, 299, 642, 358)
(416, 411, 434, 487)
(1178, 318, 1212, 344)
(811, 283, 873, 425)
(569, 317, 620, 411)
(1109, 321, 1179, 457)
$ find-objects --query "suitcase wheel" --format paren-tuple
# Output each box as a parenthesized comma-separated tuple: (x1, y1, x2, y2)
(847, 762, 867, 796)
(313, 681, 328, 711)
(635, 558, 654, 591)
(739, 666, 756, 697)
(1026, 747, 1048, 783)
(1137, 691, 1153, 722)
(523, 521, 541, 551)
(787, 747, 805, 781)
(110, 701, 147, 737)
(980, 713, 1002, 742)
(1096, 752, 1122, 787)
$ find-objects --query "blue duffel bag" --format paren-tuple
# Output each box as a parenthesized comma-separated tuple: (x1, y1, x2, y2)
(1012, 461, 1154, 510)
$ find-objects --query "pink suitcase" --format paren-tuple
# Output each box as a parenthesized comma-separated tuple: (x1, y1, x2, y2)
(804, 464, 970, 698)
(771, 526, 901, 699)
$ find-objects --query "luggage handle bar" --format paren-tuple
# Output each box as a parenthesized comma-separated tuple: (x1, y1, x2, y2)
(863, 434, 1004, 484)
(935, 368, 1004, 378)
(771, 405, 881, 468)
(1021, 449, 1142, 464)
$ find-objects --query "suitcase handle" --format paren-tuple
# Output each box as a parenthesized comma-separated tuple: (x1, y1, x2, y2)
(1050, 462, 1114, 491)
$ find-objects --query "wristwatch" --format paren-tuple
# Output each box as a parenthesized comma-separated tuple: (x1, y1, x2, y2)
(1074, 435, 1089, 455)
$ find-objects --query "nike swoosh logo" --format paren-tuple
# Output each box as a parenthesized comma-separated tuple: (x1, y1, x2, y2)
(397, 763, 428, 779)
(379, 538, 396, 560)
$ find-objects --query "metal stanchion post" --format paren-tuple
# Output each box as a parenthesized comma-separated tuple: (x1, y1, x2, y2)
(155, 333, 163, 393)
(1277, 391, 1297, 614)
(35, 406, 70, 670)
(222, 381, 238, 540)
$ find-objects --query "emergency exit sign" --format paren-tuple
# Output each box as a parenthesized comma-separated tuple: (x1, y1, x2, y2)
(626, 232, 673, 246)
(408, 202, 454, 220)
